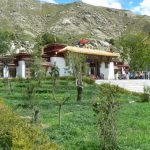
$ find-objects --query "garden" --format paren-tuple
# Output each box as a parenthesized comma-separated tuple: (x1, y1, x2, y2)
(0, 77, 150, 150)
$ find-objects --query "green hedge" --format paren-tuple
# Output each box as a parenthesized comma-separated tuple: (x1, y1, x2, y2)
(98, 83, 130, 94)
(0, 102, 60, 150)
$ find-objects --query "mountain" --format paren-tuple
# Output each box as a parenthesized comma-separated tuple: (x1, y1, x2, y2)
(0, 0, 150, 43)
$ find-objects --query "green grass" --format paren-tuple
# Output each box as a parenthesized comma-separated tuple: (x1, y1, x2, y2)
(0, 79, 149, 149)
(119, 103, 150, 149)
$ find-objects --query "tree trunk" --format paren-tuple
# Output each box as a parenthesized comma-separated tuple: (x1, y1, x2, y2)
(8, 80, 13, 93)
(33, 110, 39, 124)
(58, 104, 62, 127)
(77, 86, 83, 102)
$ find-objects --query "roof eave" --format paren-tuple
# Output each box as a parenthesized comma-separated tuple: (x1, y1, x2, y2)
(58, 46, 120, 57)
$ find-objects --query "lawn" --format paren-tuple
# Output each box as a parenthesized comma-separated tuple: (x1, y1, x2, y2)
(0, 78, 149, 150)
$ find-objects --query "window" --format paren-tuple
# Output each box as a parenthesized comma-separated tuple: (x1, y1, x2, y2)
(105, 62, 109, 68)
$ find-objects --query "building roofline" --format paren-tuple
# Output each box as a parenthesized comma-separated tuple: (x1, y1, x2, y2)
(58, 46, 120, 57)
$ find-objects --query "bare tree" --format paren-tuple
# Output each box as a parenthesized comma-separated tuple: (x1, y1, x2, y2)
(51, 64, 70, 127)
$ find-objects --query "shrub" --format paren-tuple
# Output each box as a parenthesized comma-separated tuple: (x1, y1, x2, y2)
(93, 84, 120, 149)
(45, 76, 76, 81)
(141, 85, 150, 102)
(59, 76, 76, 81)
(59, 76, 95, 84)
(0, 102, 60, 150)
(82, 76, 95, 84)
(45, 76, 52, 80)
(98, 83, 129, 94)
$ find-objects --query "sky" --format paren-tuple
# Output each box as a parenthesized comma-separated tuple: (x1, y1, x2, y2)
(40, 0, 150, 16)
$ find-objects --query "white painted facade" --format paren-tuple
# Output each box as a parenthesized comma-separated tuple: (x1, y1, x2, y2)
(100, 62, 115, 80)
(3, 65, 9, 78)
(148, 72, 150, 79)
(17, 60, 26, 78)
(49, 57, 115, 79)
(50, 57, 66, 76)
(1, 58, 116, 79)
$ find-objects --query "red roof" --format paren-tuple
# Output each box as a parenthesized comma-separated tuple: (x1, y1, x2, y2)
(79, 38, 87, 44)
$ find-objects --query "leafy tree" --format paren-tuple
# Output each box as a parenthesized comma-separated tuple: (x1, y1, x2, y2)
(50, 62, 60, 86)
(36, 33, 64, 46)
(25, 33, 63, 124)
(32, 32, 65, 79)
(35, 33, 74, 127)
(66, 52, 88, 102)
(0, 31, 16, 93)
(105, 38, 115, 45)
(0, 30, 16, 55)
(25, 34, 46, 123)
(116, 32, 150, 71)
(21, 35, 46, 124)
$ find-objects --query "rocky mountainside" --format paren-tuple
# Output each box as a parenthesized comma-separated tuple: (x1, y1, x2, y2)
(0, 0, 150, 43)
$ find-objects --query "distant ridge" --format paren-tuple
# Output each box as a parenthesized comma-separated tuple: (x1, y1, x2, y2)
(0, 0, 149, 43)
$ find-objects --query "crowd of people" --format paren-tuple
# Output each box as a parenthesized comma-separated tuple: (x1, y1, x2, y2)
(115, 71, 150, 80)
(89, 71, 150, 80)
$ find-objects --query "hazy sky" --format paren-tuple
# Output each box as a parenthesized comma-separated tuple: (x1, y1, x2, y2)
(40, 0, 150, 16)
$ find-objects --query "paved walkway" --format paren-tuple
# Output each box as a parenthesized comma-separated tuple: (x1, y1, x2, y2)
(95, 80, 150, 93)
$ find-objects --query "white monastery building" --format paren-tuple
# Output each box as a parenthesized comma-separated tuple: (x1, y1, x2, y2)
(0, 43, 120, 79)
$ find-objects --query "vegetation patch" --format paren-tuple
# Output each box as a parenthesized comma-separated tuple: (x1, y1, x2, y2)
(0, 79, 149, 149)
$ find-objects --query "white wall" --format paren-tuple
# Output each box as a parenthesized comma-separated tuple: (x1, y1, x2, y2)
(100, 62, 108, 79)
(100, 62, 115, 80)
(108, 62, 115, 79)
(17, 60, 26, 78)
(3, 65, 9, 78)
(148, 72, 150, 79)
(50, 57, 66, 76)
